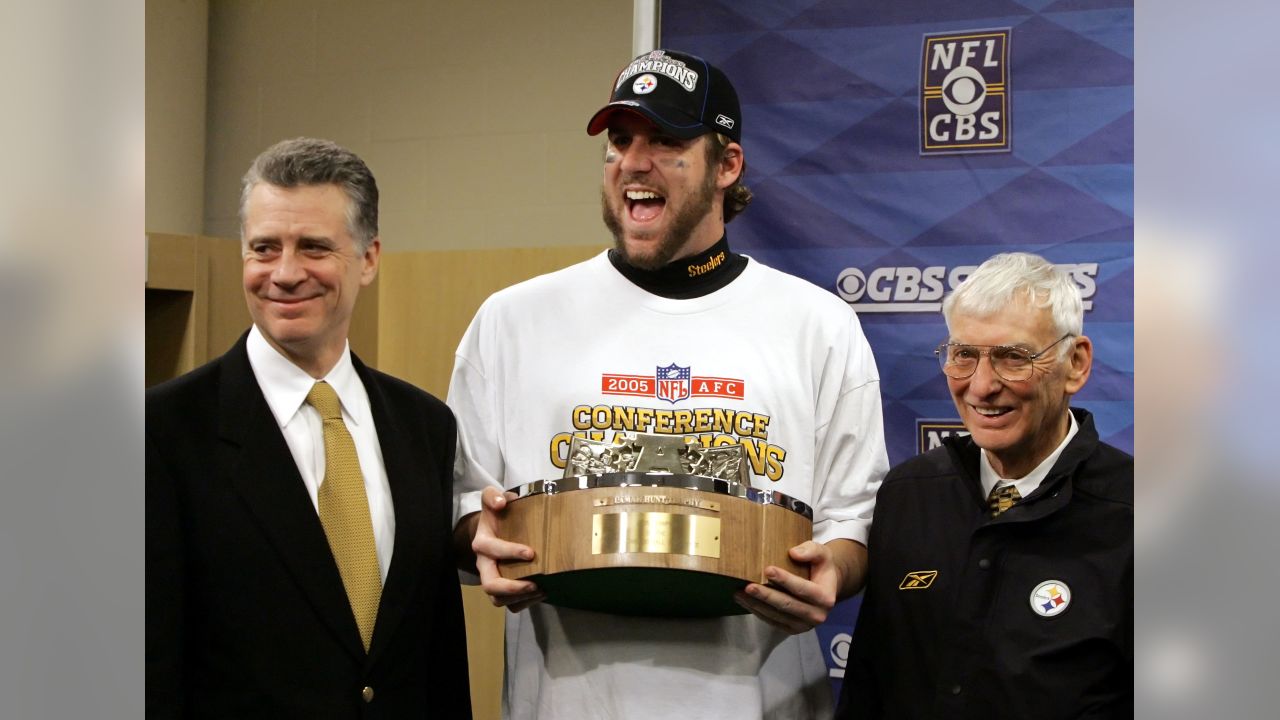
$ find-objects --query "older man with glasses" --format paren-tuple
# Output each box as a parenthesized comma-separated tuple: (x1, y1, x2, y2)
(835, 252, 1133, 720)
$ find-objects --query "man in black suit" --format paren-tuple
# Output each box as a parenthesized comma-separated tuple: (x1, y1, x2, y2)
(146, 137, 471, 719)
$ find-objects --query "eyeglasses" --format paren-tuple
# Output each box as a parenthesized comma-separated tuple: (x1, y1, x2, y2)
(934, 333, 1073, 382)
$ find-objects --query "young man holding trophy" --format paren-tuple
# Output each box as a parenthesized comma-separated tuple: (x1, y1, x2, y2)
(449, 50, 889, 720)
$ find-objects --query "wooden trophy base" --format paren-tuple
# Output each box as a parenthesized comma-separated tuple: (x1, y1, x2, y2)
(497, 473, 812, 617)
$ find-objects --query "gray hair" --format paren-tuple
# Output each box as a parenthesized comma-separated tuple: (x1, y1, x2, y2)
(942, 252, 1084, 353)
(239, 137, 378, 251)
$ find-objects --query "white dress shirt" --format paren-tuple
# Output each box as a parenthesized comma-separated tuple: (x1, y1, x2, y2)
(246, 325, 395, 582)
(980, 409, 1079, 501)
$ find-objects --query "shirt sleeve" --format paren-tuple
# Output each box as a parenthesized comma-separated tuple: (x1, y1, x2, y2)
(809, 312, 889, 546)
(446, 301, 506, 529)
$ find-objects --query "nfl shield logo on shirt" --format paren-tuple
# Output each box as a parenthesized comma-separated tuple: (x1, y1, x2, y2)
(655, 363, 691, 404)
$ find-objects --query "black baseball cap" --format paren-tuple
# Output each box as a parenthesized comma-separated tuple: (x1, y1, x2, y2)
(587, 49, 742, 143)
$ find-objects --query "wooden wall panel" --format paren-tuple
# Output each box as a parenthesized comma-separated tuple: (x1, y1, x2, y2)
(145, 289, 196, 388)
(146, 233, 198, 291)
(349, 274, 379, 369)
(146, 234, 206, 386)
(202, 236, 252, 359)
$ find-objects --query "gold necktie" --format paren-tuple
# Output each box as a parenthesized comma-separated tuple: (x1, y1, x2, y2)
(307, 381, 381, 651)
(988, 484, 1022, 518)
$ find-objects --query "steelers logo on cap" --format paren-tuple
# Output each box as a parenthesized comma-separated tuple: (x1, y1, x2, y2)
(633, 73, 658, 95)
(1029, 580, 1071, 617)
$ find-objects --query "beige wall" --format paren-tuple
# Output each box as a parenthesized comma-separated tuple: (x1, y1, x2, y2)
(202, 0, 633, 253)
(146, 0, 209, 235)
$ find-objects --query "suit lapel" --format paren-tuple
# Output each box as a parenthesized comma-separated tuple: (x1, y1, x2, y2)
(217, 336, 366, 662)
(354, 356, 437, 663)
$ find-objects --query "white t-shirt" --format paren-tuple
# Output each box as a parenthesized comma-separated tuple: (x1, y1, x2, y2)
(449, 252, 888, 720)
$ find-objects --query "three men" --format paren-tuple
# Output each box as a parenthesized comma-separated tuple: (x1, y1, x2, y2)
(449, 50, 889, 719)
(146, 138, 471, 718)
(837, 252, 1133, 719)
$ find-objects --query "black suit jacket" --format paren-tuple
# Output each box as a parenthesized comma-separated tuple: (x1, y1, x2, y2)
(146, 333, 471, 719)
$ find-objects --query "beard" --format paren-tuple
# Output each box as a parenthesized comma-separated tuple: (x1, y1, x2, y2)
(601, 168, 718, 271)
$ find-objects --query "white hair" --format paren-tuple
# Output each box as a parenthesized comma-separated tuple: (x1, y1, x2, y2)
(942, 252, 1084, 353)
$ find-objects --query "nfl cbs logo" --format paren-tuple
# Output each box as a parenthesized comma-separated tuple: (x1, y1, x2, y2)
(920, 28, 1012, 155)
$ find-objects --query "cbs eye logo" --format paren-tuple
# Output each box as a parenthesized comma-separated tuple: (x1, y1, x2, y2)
(828, 632, 851, 678)
(941, 65, 987, 116)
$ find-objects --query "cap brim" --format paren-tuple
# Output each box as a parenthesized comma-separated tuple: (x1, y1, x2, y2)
(586, 102, 710, 139)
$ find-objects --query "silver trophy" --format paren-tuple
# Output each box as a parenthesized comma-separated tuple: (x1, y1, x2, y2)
(563, 431, 750, 485)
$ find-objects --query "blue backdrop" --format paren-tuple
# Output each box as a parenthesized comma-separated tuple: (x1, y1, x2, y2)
(663, 0, 1133, 697)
